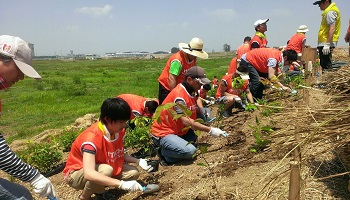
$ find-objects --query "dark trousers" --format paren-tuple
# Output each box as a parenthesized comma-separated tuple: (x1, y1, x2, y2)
(240, 59, 267, 100)
(158, 82, 170, 105)
(317, 46, 334, 70)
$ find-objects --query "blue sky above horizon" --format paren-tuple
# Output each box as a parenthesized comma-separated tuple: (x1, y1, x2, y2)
(2, 0, 349, 56)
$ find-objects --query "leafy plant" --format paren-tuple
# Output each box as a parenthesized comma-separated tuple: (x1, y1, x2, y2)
(232, 77, 245, 89)
(125, 116, 153, 157)
(59, 129, 81, 152)
(249, 117, 273, 153)
(245, 103, 258, 112)
(18, 138, 63, 173)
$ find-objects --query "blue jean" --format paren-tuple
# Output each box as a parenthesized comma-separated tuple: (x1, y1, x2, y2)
(240, 59, 267, 100)
(0, 178, 32, 200)
(153, 129, 197, 163)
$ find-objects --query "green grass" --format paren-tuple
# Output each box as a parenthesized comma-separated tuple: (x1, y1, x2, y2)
(0, 54, 232, 143)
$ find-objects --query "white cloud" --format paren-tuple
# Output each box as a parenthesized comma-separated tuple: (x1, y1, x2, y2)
(75, 4, 112, 17)
(205, 8, 237, 22)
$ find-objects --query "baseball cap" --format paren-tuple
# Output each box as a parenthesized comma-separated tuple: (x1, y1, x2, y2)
(185, 66, 211, 84)
(313, 0, 326, 5)
(236, 66, 250, 80)
(254, 19, 269, 28)
(0, 35, 41, 79)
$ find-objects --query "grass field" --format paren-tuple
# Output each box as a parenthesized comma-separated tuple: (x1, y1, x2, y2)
(0, 53, 233, 142)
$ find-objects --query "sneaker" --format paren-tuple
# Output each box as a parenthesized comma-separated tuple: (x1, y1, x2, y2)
(94, 192, 116, 200)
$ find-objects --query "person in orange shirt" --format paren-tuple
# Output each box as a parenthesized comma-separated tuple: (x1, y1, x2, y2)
(249, 19, 269, 50)
(216, 65, 254, 118)
(286, 25, 309, 59)
(228, 37, 251, 75)
(239, 48, 297, 99)
(152, 66, 227, 166)
(158, 37, 208, 104)
(63, 98, 154, 200)
(117, 94, 158, 120)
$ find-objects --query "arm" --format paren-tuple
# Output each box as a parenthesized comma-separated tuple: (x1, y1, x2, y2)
(169, 74, 177, 90)
(327, 23, 336, 44)
(0, 134, 39, 182)
(268, 67, 291, 92)
(245, 86, 254, 103)
(169, 61, 182, 90)
(82, 152, 122, 188)
(180, 116, 211, 133)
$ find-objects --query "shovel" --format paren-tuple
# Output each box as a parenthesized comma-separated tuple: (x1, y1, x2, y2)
(142, 184, 160, 194)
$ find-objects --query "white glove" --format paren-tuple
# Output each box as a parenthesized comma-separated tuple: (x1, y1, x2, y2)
(119, 180, 143, 192)
(209, 127, 228, 138)
(204, 100, 210, 104)
(234, 96, 242, 104)
(322, 44, 330, 55)
(138, 158, 153, 172)
(30, 174, 56, 197)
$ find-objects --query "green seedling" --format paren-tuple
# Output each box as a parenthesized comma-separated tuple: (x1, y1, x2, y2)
(249, 117, 273, 153)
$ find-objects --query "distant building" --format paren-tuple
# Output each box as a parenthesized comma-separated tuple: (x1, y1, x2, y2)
(85, 54, 97, 60)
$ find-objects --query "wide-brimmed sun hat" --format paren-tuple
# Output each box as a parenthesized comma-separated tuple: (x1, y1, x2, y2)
(297, 25, 309, 33)
(178, 37, 208, 59)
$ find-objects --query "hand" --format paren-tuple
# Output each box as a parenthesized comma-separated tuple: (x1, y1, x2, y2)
(282, 86, 291, 93)
(204, 100, 210, 105)
(322, 44, 330, 55)
(30, 174, 56, 197)
(138, 159, 153, 172)
(209, 127, 228, 138)
(119, 180, 143, 192)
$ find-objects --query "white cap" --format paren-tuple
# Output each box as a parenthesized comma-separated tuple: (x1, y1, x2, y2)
(297, 25, 309, 33)
(0, 35, 41, 79)
(254, 19, 269, 28)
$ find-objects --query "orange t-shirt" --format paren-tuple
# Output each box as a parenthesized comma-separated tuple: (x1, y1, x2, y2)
(249, 34, 268, 50)
(63, 122, 125, 177)
(151, 84, 197, 138)
(117, 94, 146, 120)
(228, 58, 237, 74)
(236, 44, 250, 59)
(216, 73, 249, 99)
(158, 51, 196, 90)
(245, 48, 282, 73)
(285, 33, 306, 53)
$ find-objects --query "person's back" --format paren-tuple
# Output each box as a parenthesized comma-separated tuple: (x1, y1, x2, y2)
(286, 25, 309, 58)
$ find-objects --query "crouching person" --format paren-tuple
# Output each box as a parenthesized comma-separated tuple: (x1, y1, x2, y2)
(151, 66, 227, 166)
(63, 98, 154, 200)
(216, 65, 254, 118)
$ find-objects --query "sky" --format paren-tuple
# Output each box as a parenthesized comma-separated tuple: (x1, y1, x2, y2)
(2, 0, 350, 56)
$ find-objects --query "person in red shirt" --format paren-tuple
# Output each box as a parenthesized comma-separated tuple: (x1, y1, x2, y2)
(216, 65, 254, 118)
(63, 98, 154, 200)
(158, 37, 208, 104)
(230, 36, 251, 76)
(249, 19, 269, 50)
(345, 19, 350, 56)
(239, 48, 297, 99)
(151, 66, 227, 165)
(286, 25, 309, 59)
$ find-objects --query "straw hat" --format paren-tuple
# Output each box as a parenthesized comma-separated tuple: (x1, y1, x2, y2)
(297, 25, 309, 33)
(178, 38, 208, 59)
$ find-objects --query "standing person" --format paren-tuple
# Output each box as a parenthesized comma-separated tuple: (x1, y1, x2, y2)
(240, 48, 297, 99)
(228, 36, 251, 74)
(63, 98, 154, 200)
(249, 19, 269, 50)
(345, 19, 350, 56)
(285, 25, 309, 59)
(0, 35, 56, 199)
(151, 66, 227, 166)
(158, 37, 208, 104)
(216, 65, 254, 118)
(313, 0, 341, 70)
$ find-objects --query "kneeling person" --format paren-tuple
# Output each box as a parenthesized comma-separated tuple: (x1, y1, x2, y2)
(216, 65, 254, 118)
(63, 98, 154, 200)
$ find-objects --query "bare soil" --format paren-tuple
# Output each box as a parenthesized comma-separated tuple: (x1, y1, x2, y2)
(6, 48, 350, 199)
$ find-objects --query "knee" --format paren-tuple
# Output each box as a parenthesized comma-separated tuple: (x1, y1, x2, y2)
(123, 165, 140, 180)
(183, 144, 197, 158)
(98, 164, 114, 177)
